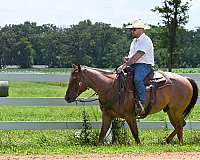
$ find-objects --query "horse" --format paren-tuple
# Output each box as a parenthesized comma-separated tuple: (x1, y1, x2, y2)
(65, 64, 198, 144)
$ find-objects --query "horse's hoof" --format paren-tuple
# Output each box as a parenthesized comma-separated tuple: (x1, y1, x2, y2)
(161, 139, 168, 145)
(96, 140, 103, 146)
(135, 139, 142, 145)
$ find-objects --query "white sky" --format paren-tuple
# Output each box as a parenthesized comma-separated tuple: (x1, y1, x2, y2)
(0, 0, 199, 30)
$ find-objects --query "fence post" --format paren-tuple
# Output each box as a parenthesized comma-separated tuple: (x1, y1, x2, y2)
(0, 81, 9, 97)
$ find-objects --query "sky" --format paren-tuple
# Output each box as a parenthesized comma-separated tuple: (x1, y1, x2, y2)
(0, 0, 199, 30)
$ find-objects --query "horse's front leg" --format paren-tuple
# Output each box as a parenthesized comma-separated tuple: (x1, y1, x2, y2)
(125, 114, 141, 144)
(97, 111, 112, 145)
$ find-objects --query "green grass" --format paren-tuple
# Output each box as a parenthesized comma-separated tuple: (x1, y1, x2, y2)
(0, 103, 199, 154)
(0, 106, 101, 121)
(0, 129, 200, 155)
(9, 82, 66, 97)
(8, 81, 95, 97)
(0, 104, 199, 121)
(172, 68, 200, 73)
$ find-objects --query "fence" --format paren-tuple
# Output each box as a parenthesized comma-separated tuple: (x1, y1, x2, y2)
(0, 72, 199, 130)
(0, 121, 200, 130)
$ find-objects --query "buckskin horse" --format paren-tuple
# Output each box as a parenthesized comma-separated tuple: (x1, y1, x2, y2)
(65, 64, 198, 144)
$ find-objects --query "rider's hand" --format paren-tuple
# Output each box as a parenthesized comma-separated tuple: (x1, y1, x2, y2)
(117, 64, 125, 73)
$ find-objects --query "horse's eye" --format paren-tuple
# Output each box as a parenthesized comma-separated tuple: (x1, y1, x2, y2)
(79, 82, 83, 87)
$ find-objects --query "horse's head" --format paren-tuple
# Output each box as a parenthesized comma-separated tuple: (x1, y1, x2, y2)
(65, 64, 88, 103)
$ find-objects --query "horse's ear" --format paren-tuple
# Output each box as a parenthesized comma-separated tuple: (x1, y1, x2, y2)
(77, 64, 81, 72)
(72, 64, 81, 72)
(72, 64, 77, 69)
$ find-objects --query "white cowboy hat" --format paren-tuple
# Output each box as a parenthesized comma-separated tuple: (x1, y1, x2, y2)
(126, 19, 151, 30)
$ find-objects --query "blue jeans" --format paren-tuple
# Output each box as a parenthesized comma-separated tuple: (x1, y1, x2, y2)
(131, 63, 152, 104)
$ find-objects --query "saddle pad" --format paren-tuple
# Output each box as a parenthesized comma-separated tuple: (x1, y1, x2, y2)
(153, 71, 166, 83)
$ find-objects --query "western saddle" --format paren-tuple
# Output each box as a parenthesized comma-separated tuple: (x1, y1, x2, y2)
(122, 67, 172, 118)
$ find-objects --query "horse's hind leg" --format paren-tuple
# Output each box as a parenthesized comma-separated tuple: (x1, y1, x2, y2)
(165, 124, 183, 144)
(165, 111, 184, 144)
(177, 125, 183, 144)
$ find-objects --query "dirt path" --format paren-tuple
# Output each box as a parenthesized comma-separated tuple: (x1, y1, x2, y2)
(1, 152, 200, 160)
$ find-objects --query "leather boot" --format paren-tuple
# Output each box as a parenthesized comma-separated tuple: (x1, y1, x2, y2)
(136, 101, 145, 116)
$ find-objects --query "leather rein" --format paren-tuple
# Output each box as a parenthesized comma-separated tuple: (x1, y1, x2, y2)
(74, 68, 131, 109)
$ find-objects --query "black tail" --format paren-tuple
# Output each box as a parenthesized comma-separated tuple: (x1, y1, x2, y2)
(183, 78, 198, 119)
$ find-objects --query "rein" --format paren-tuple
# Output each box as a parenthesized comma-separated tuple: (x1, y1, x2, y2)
(76, 92, 99, 103)
(99, 71, 127, 109)
(73, 67, 129, 108)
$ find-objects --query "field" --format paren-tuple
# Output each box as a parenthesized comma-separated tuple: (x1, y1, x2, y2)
(0, 69, 200, 155)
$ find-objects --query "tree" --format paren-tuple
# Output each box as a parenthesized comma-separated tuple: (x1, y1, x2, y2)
(16, 37, 35, 68)
(0, 25, 17, 68)
(152, 0, 191, 71)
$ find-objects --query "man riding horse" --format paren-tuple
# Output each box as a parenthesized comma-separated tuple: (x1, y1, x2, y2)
(65, 20, 198, 144)
(117, 19, 154, 117)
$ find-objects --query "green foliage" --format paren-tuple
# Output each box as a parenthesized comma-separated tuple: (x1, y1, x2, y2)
(0, 19, 200, 69)
(0, 25, 17, 68)
(16, 37, 35, 68)
(73, 109, 98, 145)
(152, 0, 191, 71)
(111, 118, 131, 145)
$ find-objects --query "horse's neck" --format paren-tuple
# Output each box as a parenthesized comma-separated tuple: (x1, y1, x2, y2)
(84, 69, 133, 109)
(84, 69, 114, 96)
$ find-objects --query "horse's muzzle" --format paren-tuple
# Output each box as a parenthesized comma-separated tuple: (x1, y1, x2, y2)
(65, 96, 74, 103)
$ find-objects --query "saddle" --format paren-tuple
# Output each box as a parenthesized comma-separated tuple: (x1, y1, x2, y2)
(144, 70, 172, 104)
(124, 67, 172, 92)
(122, 67, 172, 118)
(144, 71, 172, 88)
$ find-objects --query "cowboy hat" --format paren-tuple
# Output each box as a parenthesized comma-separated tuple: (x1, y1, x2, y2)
(126, 19, 151, 29)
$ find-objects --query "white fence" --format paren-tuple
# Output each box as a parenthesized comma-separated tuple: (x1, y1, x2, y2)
(0, 72, 200, 82)
(0, 97, 199, 106)
(0, 72, 199, 130)
(0, 121, 200, 130)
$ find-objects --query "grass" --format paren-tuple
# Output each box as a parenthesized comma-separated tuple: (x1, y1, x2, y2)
(8, 81, 95, 98)
(0, 129, 200, 155)
(0, 106, 101, 121)
(9, 82, 67, 97)
(0, 103, 199, 154)
(172, 68, 200, 73)
(0, 104, 199, 121)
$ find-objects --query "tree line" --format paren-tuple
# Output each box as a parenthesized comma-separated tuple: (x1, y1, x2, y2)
(0, 20, 199, 69)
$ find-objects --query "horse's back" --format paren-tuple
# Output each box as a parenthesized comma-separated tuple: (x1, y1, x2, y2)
(164, 71, 193, 89)
(150, 71, 194, 114)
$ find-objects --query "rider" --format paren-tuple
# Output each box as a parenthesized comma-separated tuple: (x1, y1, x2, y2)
(117, 19, 154, 116)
